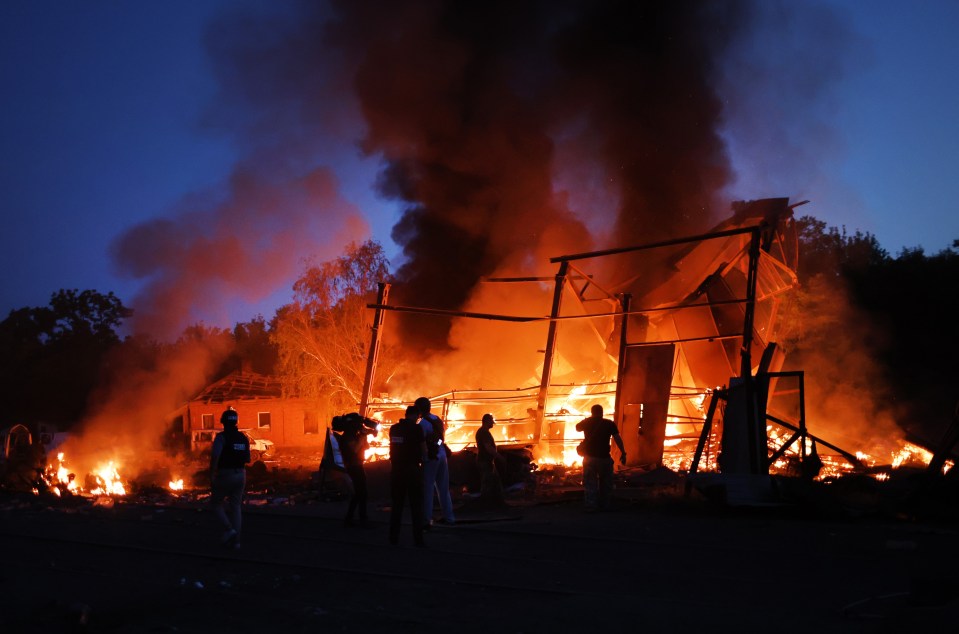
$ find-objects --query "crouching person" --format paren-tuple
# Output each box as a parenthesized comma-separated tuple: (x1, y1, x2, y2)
(210, 407, 251, 549)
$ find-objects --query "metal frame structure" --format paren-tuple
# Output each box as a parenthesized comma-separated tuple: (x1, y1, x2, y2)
(686, 369, 864, 484)
(359, 200, 802, 468)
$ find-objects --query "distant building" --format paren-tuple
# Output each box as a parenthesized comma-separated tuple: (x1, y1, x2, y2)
(173, 371, 328, 455)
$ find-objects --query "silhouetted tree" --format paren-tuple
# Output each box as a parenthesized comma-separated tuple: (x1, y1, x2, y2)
(792, 215, 959, 444)
(228, 316, 278, 376)
(843, 243, 959, 440)
(0, 290, 131, 428)
(795, 215, 889, 281)
(272, 240, 393, 411)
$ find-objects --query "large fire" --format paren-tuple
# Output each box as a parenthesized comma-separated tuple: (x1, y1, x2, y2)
(348, 200, 943, 486)
(33, 203, 941, 499)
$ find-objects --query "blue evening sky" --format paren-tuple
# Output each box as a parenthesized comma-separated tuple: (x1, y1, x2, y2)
(1, 1, 957, 331)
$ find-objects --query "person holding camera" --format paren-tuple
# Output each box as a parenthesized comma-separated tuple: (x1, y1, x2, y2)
(333, 412, 378, 527)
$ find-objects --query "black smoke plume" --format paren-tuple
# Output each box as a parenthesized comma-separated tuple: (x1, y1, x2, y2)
(322, 0, 748, 348)
(117, 0, 850, 353)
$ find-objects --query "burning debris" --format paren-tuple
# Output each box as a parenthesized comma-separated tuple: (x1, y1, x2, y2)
(21, 443, 199, 501)
(35, 453, 127, 498)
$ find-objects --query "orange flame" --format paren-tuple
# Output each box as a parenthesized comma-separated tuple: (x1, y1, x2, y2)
(36, 452, 128, 497)
(88, 461, 127, 496)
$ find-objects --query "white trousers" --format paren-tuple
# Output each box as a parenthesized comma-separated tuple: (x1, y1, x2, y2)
(423, 454, 454, 523)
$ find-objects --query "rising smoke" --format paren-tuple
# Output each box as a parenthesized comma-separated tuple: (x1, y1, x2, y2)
(113, 0, 854, 351)
(82, 0, 894, 477)
(331, 0, 748, 349)
(111, 166, 366, 339)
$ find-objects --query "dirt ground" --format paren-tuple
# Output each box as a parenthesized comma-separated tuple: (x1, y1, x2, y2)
(3, 462, 959, 634)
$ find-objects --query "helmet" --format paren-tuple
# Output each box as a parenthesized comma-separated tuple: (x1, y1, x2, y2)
(221, 409, 239, 425)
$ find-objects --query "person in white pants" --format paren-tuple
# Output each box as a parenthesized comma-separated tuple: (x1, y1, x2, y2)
(416, 396, 455, 527)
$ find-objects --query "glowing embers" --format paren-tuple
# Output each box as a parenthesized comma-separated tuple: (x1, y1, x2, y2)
(35, 452, 128, 497)
(765, 430, 938, 481)
(890, 443, 933, 469)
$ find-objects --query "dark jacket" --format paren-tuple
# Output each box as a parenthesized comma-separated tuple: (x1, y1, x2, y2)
(575, 417, 619, 459)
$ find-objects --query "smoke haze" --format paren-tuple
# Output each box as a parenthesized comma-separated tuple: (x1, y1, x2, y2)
(113, 0, 859, 352)
(77, 0, 908, 478)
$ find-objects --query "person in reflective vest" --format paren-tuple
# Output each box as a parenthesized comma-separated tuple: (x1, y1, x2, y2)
(210, 408, 251, 549)
(389, 405, 426, 546)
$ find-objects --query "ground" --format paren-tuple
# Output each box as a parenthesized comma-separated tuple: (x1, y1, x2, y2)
(2, 461, 959, 633)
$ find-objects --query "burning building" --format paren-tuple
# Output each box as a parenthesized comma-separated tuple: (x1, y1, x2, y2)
(175, 370, 327, 459)
(357, 197, 936, 492)
(359, 198, 799, 468)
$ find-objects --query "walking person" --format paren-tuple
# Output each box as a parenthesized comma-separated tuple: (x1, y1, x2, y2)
(210, 407, 251, 549)
(333, 412, 378, 527)
(417, 396, 455, 527)
(475, 413, 506, 506)
(575, 404, 626, 512)
(389, 405, 427, 546)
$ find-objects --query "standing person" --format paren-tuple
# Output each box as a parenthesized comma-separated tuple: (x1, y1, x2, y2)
(333, 412, 378, 527)
(475, 413, 506, 505)
(575, 404, 626, 512)
(389, 405, 427, 546)
(210, 407, 251, 549)
(417, 396, 455, 528)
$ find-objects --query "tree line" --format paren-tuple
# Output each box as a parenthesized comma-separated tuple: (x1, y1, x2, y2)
(787, 217, 959, 444)
(0, 240, 390, 433)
